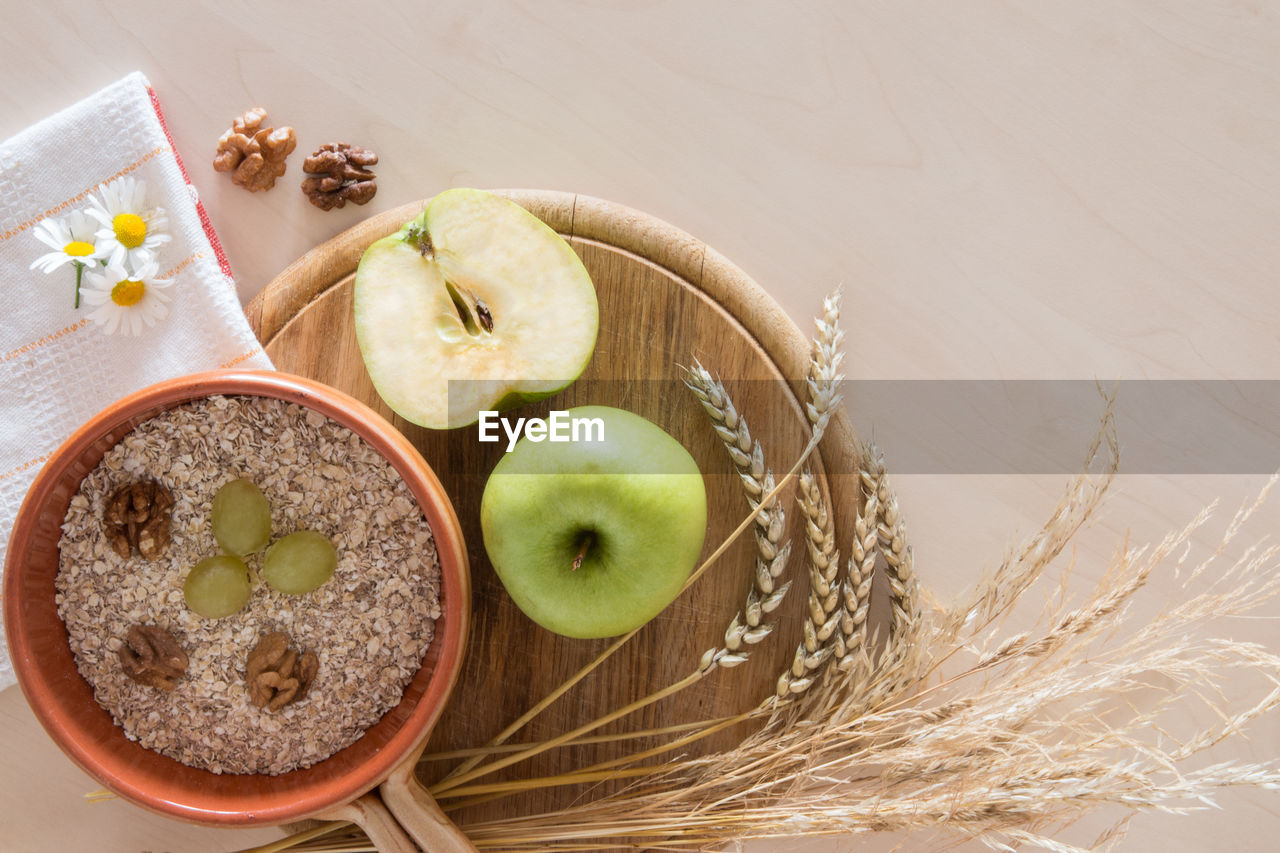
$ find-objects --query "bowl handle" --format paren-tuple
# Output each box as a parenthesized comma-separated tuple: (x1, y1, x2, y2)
(317, 793, 419, 853)
(380, 751, 478, 852)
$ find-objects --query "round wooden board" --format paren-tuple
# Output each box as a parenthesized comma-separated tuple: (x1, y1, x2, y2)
(245, 190, 861, 828)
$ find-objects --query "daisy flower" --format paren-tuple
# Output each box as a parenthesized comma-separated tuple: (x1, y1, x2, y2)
(30, 209, 104, 307)
(85, 176, 171, 269)
(80, 260, 172, 336)
(30, 209, 101, 272)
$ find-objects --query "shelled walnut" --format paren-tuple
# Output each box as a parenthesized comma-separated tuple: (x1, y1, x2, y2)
(103, 481, 173, 559)
(301, 143, 378, 210)
(213, 107, 297, 192)
(246, 631, 319, 713)
(118, 624, 188, 691)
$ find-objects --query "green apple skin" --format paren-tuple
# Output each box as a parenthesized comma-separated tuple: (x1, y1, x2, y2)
(480, 406, 708, 639)
(353, 188, 599, 429)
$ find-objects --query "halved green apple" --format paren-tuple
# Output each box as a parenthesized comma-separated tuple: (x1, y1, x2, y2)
(354, 188, 599, 429)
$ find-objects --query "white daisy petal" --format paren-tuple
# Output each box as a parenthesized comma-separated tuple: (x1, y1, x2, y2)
(31, 252, 71, 273)
(102, 179, 122, 210)
(32, 219, 67, 251)
(126, 248, 158, 272)
(88, 303, 119, 334)
(30, 212, 101, 286)
(130, 260, 159, 280)
(81, 288, 109, 306)
(79, 262, 172, 337)
(85, 206, 111, 229)
(65, 210, 97, 241)
(126, 178, 145, 211)
(88, 176, 171, 272)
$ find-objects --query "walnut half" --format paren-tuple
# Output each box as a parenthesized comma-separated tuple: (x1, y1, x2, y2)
(246, 631, 319, 712)
(118, 625, 188, 691)
(214, 107, 297, 192)
(301, 143, 378, 210)
(103, 481, 173, 560)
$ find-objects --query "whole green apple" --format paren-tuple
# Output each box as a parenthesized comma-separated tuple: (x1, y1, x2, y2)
(480, 405, 708, 638)
(354, 188, 599, 429)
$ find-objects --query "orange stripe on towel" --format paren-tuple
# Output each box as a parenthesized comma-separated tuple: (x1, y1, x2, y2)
(219, 349, 263, 369)
(161, 251, 202, 279)
(0, 451, 53, 482)
(0, 146, 169, 241)
(2, 318, 90, 363)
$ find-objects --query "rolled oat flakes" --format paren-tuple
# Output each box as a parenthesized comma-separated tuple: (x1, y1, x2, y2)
(55, 395, 441, 775)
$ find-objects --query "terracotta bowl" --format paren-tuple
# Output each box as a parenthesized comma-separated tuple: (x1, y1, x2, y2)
(3, 370, 470, 826)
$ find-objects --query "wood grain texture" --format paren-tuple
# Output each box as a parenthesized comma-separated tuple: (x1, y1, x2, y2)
(248, 190, 862, 829)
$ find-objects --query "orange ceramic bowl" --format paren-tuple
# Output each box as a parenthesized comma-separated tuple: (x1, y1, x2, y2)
(3, 371, 470, 826)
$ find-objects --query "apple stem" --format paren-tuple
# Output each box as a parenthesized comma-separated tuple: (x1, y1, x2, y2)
(572, 533, 594, 572)
(407, 222, 434, 258)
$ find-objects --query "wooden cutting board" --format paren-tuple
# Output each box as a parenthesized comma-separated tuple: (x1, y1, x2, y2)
(245, 190, 861, 828)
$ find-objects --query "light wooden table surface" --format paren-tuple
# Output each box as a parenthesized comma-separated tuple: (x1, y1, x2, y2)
(3, 1, 1279, 850)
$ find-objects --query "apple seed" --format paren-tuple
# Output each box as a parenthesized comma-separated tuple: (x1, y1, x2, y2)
(476, 301, 494, 333)
(444, 280, 495, 337)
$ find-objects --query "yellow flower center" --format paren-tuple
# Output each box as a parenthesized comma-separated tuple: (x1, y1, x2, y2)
(111, 279, 146, 307)
(112, 213, 147, 249)
(63, 240, 95, 257)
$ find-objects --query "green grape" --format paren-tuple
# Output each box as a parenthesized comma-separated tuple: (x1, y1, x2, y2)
(211, 478, 271, 556)
(263, 530, 337, 595)
(184, 554, 251, 618)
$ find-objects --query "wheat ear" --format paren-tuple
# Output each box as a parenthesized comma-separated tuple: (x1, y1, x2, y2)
(805, 289, 844, 427)
(855, 442, 926, 709)
(830, 488, 877, 688)
(773, 289, 846, 698)
(863, 444, 917, 645)
(775, 470, 840, 697)
(682, 362, 792, 674)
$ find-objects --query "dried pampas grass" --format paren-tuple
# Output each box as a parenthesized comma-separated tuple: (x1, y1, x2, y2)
(269, 292, 1280, 853)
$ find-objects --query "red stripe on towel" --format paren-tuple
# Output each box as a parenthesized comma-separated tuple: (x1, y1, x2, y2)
(146, 85, 235, 281)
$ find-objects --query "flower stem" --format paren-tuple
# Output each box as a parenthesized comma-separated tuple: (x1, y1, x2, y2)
(74, 261, 84, 309)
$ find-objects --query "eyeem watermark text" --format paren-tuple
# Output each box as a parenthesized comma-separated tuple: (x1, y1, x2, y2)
(478, 410, 606, 452)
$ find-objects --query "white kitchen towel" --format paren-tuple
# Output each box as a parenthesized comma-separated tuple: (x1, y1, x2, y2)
(0, 71, 273, 690)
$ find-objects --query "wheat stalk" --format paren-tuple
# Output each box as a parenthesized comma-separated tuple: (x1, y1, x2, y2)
(775, 288, 846, 699)
(275, 293, 1280, 853)
(683, 361, 793, 675)
(433, 475, 1280, 853)
(937, 387, 1119, 646)
(420, 301, 845, 801)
